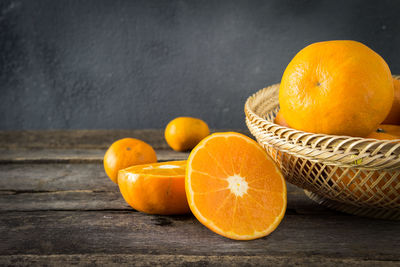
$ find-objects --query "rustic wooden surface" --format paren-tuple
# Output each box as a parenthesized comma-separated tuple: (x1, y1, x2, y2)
(1, 130, 399, 266)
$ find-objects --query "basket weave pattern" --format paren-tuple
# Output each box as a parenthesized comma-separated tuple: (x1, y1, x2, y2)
(245, 80, 400, 219)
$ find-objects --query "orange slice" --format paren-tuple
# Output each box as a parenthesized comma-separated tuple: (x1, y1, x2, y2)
(118, 161, 190, 215)
(186, 132, 287, 240)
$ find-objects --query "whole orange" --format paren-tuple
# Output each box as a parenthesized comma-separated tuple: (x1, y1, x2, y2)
(279, 40, 394, 137)
(165, 117, 210, 151)
(366, 124, 400, 141)
(330, 168, 399, 203)
(274, 111, 290, 127)
(383, 78, 400, 125)
(104, 138, 157, 184)
(332, 124, 400, 202)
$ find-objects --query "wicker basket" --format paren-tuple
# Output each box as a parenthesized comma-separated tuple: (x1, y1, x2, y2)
(245, 80, 400, 220)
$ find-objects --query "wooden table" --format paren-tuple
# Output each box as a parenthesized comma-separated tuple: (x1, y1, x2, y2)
(0, 130, 399, 266)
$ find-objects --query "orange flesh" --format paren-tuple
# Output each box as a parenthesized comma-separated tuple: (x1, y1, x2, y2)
(186, 132, 287, 240)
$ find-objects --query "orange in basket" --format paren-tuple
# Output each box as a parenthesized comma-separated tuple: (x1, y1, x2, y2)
(383, 78, 400, 125)
(274, 111, 289, 127)
(367, 124, 400, 141)
(331, 167, 400, 203)
(279, 40, 394, 137)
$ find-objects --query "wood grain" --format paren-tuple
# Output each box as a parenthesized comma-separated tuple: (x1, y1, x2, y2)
(0, 185, 326, 214)
(0, 149, 189, 163)
(0, 190, 129, 211)
(0, 211, 399, 260)
(1, 130, 399, 265)
(0, 162, 328, 214)
(1, 254, 398, 266)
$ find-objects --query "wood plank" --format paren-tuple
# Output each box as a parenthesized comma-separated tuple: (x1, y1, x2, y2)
(0, 211, 399, 260)
(0, 162, 326, 213)
(1, 130, 397, 264)
(0, 163, 114, 192)
(0, 185, 326, 214)
(0, 191, 130, 211)
(0, 129, 250, 150)
(0, 162, 328, 214)
(0, 149, 189, 163)
(0, 254, 398, 266)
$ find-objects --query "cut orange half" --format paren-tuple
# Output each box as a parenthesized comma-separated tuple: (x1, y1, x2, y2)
(186, 132, 287, 240)
(118, 161, 190, 215)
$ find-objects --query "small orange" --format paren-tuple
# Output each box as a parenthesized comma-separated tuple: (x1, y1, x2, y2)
(104, 138, 157, 184)
(186, 132, 287, 240)
(366, 124, 400, 141)
(165, 117, 210, 151)
(279, 40, 394, 137)
(383, 78, 400, 125)
(118, 161, 190, 215)
(274, 111, 290, 127)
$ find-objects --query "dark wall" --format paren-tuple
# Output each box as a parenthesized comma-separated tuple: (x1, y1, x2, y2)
(1, 0, 400, 130)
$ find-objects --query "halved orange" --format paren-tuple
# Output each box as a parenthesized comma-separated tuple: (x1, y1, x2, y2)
(118, 161, 190, 215)
(186, 132, 287, 240)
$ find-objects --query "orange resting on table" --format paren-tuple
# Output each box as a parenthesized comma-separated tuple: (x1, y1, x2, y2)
(165, 117, 210, 151)
(104, 138, 157, 184)
(118, 161, 190, 215)
(383, 78, 400, 125)
(185, 132, 287, 240)
(279, 40, 394, 137)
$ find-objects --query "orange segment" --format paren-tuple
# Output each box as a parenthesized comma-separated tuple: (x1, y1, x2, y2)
(118, 161, 190, 215)
(189, 171, 228, 194)
(189, 146, 229, 178)
(186, 132, 287, 240)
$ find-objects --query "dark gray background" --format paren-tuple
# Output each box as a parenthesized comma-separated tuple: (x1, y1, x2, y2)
(1, 0, 399, 130)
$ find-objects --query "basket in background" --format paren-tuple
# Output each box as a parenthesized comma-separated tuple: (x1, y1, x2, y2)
(244, 80, 400, 220)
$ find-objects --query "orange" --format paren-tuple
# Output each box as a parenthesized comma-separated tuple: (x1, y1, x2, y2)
(366, 124, 400, 141)
(274, 111, 289, 127)
(118, 161, 190, 215)
(186, 132, 287, 240)
(332, 124, 399, 201)
(104, 138, 157, 184)
(331, 168, 399, 203)
(279, 40, 394, 137)
(383, 78, 400, 125)
(165, 117, 210, 151)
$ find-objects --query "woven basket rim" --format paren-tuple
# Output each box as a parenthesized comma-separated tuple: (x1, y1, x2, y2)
(245, 77, 400, 170)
